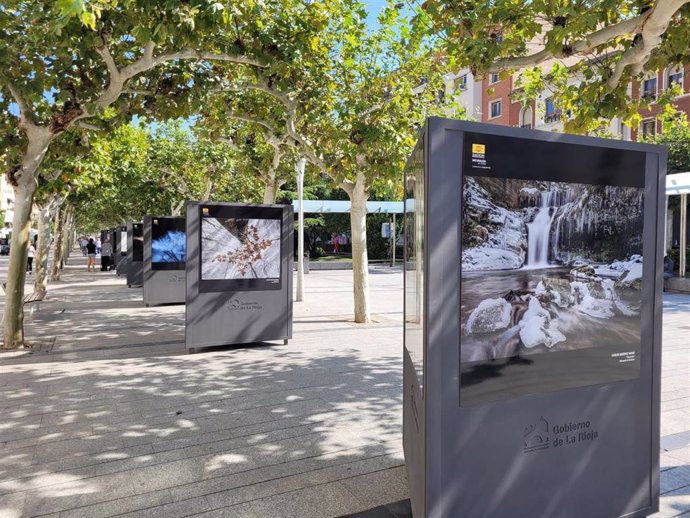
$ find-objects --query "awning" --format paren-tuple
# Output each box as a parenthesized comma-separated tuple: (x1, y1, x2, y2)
(292, 200, 404, 214)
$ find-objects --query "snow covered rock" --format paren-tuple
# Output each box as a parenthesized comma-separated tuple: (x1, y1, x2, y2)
(570, 281, 614, 318)
(601, 279, 638, 316)
(595, 255, 643, 279)
(462, 177, 527, 271)
(615, 262, 643, 290)
(466, 298, 512, 334)
(518, 297, 566, 348)
(570, 264, 599, 280)
(462, 247, 523, 271)
(540, 277, 572, 307)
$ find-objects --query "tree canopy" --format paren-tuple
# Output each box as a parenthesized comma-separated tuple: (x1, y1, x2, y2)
(422, 0, 690, 132)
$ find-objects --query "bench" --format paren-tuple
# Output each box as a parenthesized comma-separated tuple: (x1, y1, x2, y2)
(0, 283, 46, 318)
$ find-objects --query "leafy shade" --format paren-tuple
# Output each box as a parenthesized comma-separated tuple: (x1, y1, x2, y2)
(70, 122, 262, 232)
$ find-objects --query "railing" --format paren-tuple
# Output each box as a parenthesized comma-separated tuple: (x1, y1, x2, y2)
(520, 124, 532, 129)
(544, 112, 561, 123)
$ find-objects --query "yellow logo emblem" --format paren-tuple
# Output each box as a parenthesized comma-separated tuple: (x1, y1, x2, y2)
(472, 143, 486, 154)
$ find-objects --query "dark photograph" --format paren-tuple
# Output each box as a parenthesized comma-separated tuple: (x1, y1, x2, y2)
(151, 218, 186, 270)
(461, 175, 644, 363)
(132, 224, 143, 262)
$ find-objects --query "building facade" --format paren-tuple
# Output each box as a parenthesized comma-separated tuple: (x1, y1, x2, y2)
(446, 64, 690, 142)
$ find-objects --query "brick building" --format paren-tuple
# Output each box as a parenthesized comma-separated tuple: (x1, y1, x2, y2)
(447, 64, 690, 141)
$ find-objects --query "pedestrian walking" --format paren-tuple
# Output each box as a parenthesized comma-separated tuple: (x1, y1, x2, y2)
(331, 233, 339, 254)
(96, 237, 102, 255)
(86, 238, 97, 272)
(27, 243, 36, 273)
(80, 237, 88, 256)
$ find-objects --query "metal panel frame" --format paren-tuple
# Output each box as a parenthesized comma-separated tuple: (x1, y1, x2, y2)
(126, 222, 143, 287)
(142, 215, 186, 307)
(404, 118, 665, 518)
(184, 202, 293, 351)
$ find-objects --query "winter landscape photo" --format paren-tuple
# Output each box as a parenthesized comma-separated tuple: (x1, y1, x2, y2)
(201, 217, 281, 280)
(461, 175, 644, 364)
(151, 219, 186, 268)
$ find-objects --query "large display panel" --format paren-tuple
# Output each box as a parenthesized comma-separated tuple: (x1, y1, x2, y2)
(151, 217, 186, 271)
(126, 222, 144, 287)
(403, 119, 664, 518)
(199, 205, 282, 292)
(143, 216, 186, 306)
(132, 222, 143, 262)
(186, 202, 293, 351)
(120, 226, 128, 254)
(110, 227, 120, 267)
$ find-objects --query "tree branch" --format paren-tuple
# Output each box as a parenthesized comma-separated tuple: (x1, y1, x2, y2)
(75, 121, 103, 131)
(6, 81, 37, 129)
(76, 43, 268, 126)
(227, 112, 284, 136)
(487, 0, 690, 87)
(94, 38, 121, 84)
(606, 0, 690, 89)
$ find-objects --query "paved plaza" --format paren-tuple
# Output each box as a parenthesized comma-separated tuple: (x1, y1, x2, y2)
(0, 255, 689, 517)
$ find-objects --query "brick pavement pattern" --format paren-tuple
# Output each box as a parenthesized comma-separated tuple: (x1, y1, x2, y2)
(0, 259, 688, 517)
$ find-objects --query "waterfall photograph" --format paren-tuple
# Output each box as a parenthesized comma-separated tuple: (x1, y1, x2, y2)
(460, 175, 644, 365)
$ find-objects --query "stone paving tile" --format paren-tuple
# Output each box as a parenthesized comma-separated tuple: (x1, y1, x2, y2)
(0, 261, 688, 517)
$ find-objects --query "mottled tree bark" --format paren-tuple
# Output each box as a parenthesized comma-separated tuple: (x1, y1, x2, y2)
(50, 206, 66, 282)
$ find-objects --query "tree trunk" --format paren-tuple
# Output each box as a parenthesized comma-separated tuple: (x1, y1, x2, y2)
(50, 207, 65, 282)
(33, 201, 55, 295)
(2, 128, 53, 349)
(61, 207, 73, 264)
(347, 172, 370, 323)
(263, 179, 279, 204)
(171, 200, 184, 217)
(202, 179, 213, 202)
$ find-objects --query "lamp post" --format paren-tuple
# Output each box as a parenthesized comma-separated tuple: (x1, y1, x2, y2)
(296, 157, 307, 302)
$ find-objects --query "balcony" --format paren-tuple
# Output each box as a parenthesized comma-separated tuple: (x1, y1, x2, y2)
(544, 111, 561, 123)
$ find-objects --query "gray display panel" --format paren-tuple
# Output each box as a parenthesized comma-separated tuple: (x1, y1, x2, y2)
(185, 202, 293, 350)
(111, 227, 120, 268)
(143, 216, 186, 306)
(403, 118, 665, 518)
(116, 225, 129, 277)
(126, 222, 143, 287)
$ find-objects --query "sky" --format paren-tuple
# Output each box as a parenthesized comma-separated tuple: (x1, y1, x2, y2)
(364, 0, 390, 29)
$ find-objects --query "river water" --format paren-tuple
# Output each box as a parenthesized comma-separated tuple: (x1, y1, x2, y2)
(460, 267, 642, 362)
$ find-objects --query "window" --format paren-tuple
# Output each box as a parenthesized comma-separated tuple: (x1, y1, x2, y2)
(489, 72, 500, 84)
(520, 106, 533, 129)
(640, 119, 656, 139)
(489, 99, 502, 118)
(455, 74, 468, 91)
(668, 66, 684, 89)
(642, 76, 657, 99)
(544, 98, 561, 123)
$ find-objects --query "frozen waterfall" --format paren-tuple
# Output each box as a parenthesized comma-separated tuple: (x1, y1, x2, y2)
(527, 192, 554, 267)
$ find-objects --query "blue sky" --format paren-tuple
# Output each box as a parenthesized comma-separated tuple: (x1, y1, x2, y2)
(364, 0, 390, 28)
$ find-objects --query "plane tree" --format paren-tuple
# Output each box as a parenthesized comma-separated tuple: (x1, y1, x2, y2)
(0, 0, 325, 347)
(422, 0, 690, 132)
